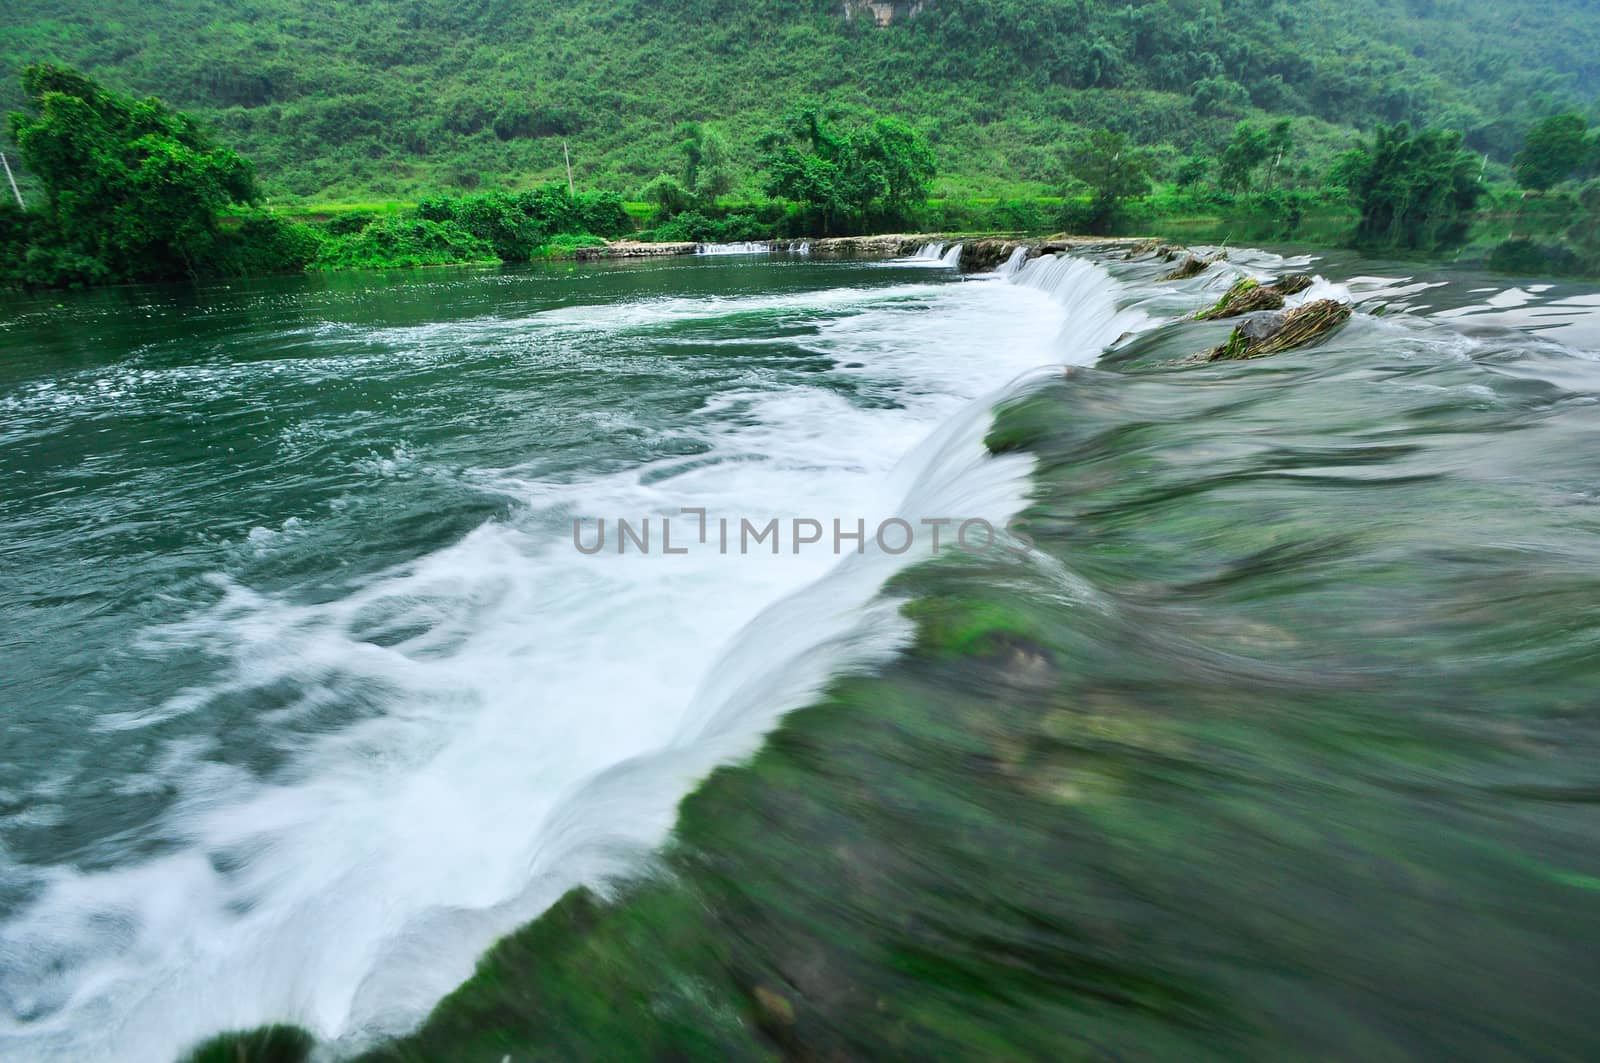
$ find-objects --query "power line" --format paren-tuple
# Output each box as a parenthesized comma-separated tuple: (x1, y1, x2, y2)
(0, 152, 23, 210)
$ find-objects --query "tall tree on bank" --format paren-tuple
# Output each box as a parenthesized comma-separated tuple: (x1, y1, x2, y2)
(1218, 119, 1293, 194)
(757, 107, 935, 234)
(1342, 123, 1482, 250)
(1513, 113, 1592, 191)
(7, 64, 261, 280)
(1064, 129, 1151, 233)
(677, 121, 735, 202)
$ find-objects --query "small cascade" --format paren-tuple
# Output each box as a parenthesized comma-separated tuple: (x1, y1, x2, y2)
(790, 241, 812, 257)
(894, 242, 961, 268)
(996, 246, 1028, 277)
(696, 242, 772, 256)
(1006, 253, 1153, 362)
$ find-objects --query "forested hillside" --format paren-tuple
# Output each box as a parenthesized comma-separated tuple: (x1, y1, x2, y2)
(3, 0, 1598, 201)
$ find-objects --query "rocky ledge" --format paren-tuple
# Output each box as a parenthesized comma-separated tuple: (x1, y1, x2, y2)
(574, 240, 699, 260)
(770, 233, 1150, 270)
(574, 233, 1154, 269)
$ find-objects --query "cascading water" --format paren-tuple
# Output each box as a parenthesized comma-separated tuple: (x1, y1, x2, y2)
(996, 245, 1028, 276)
(896, 242, 963, 268)
(0, 253, 1140, 1062)
(8, 245, 1600, 1061)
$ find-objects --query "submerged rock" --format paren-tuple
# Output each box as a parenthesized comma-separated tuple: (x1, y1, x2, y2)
(1194, 274, 1320, 319)
(1194, 278, 1283, 319)
(178, 1025, 313, 1063)
(959, 238, 1024, 272)
(1206, 299, 1352, 360)
(1122, 238, 1184, 261)
(1161, 252, 1221, 280)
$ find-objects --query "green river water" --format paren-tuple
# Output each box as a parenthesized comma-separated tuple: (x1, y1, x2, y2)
(2, 245, 1599, 1061)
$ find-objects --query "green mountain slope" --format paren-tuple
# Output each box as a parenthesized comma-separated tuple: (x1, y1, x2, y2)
(2, 0, 1597, 200)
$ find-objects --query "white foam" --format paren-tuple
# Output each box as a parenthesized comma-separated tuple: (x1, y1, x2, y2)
(0, 256, 1141, 1062)
(695, 242, 772, 256)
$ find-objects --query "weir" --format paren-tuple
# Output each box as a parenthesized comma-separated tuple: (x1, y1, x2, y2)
(0, 246, 1147, 1063)
(9, 243, 1600, 1062)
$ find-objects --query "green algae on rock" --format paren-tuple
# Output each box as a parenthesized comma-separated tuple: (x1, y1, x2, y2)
(1207, 298, 1352, 360)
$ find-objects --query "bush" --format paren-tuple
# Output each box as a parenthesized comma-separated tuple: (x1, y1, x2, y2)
(315, 216, 496, 269)
(213, 214, 324, 275)
(324, 210, 378, 236)
(641, 209, 777, 244)
(1, 202, 109, 288)
(638, 173, 694, 218)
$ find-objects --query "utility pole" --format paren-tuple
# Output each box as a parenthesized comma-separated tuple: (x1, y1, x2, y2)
(0, 152, 23, 210)
(563, 141, 574, 194)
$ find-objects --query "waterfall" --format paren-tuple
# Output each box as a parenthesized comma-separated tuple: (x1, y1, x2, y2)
(1005, 253, 1153, 360)
(900, 242, 961, 268)
(996, 245, 1028, 277)
(0, 255, 1143, 1063)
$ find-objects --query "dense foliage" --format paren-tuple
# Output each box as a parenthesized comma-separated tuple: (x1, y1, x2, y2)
(756, 107, 936, 233)
(1062, 129, 1151, 232)
(1, 65, 639, 287)
(1, 62, 314, 284)
(1342, 123, 1483, 251)
(6, 0, 1600, 285)
(0, 0, 1596, 201)
(1513, 112, 1595, 191)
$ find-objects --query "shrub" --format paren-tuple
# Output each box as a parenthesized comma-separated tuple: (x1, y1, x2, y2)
(213, 214, 323, 275)
(315, 216, 496, 269)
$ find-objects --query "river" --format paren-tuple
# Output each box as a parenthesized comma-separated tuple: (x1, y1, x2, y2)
(2, 246, 1599, 1060)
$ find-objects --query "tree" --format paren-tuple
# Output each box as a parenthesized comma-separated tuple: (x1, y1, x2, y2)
(1261, 119, 1293, 191)
(1173, 156, 1209, 189)
(677, 122, 735, 203)
(852, 116, 937, 220)
(1064, 129, 1151, 233)
(1191, 76, 1249, 116)
(7, 64, 261, 280)
(757, 106, 935, 234)
(1514, 113, 1591, 191)
(1216, 121, 1277, 194)
(1341, 123, 1482, 250)
(639, 172, 694, 218)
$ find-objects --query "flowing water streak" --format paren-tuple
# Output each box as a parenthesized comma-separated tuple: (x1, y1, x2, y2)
(0, 255, 1145, 1062)
(893, 242, 962, 269)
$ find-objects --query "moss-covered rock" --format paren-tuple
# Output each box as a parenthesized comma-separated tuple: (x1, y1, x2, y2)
(1206, 298, 1351, 360)
(1160, 253, 1220, 280)
(178, 1025, 314, 1063)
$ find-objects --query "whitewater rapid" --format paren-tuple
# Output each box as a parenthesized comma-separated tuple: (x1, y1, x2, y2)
(0, 255, 1145, 1061)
